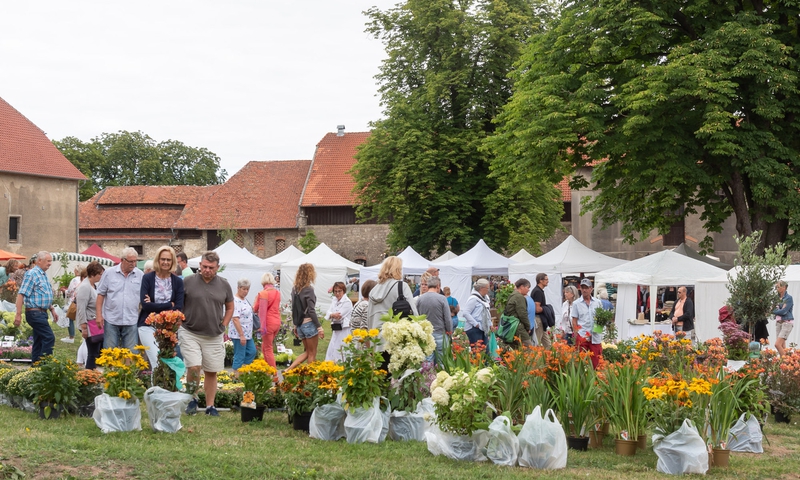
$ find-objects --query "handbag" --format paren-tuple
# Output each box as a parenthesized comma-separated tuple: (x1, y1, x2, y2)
(497, 314, 520, 343)
(87, 319, 104, 343)
(331, 322, 343, 331)
(66, 303, 77, 321)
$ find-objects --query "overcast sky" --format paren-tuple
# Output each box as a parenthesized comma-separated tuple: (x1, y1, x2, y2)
(0, 1, 398, 177)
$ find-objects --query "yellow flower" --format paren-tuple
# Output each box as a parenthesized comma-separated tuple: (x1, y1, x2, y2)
(118, 390, 132, 400)
(368, 329, 380, 338)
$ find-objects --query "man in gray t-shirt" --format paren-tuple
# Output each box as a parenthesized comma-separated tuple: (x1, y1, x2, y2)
(416, 277, 452, 365)
(181, 251, 233, 417)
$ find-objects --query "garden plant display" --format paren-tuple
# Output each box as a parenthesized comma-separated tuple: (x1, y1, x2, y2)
(237, 358, 277, 406)
(340, 328, 387, 412)
(144, 310, 184, 391)
(28, 355, 80, 418)
(280, 361, 343, 416)
(95, 347, 149, 401)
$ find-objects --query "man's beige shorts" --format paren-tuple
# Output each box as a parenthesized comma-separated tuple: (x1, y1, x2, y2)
(777, 321, 794, 340)
(179, 327, 225, 373)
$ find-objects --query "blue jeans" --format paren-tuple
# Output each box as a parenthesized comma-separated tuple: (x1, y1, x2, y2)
(68, 318, 75, 338)
(232, 338, 256, 370)
(27, 310, 55, 363)
(427, 332, 446, 366)
(103, 323, 138, 350)
(466, 327, 486, 346)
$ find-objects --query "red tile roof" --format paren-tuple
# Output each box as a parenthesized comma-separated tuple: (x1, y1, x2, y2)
(558, 176, 571, 202)
(176, 160, 311, 230)
(95, 185, 210, 205)
(301, 131, 371, 207)
(80, 233, 174, 241)
(0, 97, 86, 181)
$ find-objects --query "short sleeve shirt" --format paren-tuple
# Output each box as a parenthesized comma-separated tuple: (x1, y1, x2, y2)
(18, 266, 53, 309)
(183, 274, 233, 337)
(572, 296, 603, 344)
(531, 286, 546, 312)
(229, 297, 253, 340)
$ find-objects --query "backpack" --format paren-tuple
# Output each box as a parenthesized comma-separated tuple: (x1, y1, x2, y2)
(391, 281, 414, 318)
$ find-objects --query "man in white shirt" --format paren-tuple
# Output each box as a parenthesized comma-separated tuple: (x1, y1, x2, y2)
(96, 247, 143, 350)
(571, 278, 603, 369)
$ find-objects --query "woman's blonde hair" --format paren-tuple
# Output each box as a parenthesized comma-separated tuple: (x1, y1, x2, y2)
(261, 272, 276, 286)
(294, 263, 316, 290)
(153, 245, 177, 276)
(378, 256, 403, 283)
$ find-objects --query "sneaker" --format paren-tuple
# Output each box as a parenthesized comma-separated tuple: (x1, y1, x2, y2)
(60, 337, 74, 344)
(185, 398, 198, 415)
(205, 406, 219, 417)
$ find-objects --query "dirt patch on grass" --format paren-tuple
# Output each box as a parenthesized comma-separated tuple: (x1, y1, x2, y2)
(3, 456, 135, 480)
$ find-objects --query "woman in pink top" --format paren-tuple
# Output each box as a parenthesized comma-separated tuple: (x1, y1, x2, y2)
(255, 272, 281, 367)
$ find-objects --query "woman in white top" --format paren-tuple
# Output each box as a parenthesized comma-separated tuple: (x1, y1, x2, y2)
(463, 278, 491, 346)
(560, 285, 579, 346)
(325, 281, 354, 362)
(230, 278, 256, 372)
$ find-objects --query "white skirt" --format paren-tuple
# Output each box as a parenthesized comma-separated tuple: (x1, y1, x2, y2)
(325, 326, 352, 363)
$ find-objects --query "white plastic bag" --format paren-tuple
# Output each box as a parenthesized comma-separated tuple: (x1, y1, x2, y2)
(727, 413, 763, 453)
(54, 306, 68, 328)
(144, 387, 192, 433)
(379, 397, 391, 442)
(93, 393, 142, 433)
(309, 401, 347, 441)
(418, 397, 437, 433)
(344, 397, 385, 444)
(389, 410, 426, 441)
(653, 419, 708, 475)
(1, 300, 16, 312)
(425, 424, 489, 462)
(484, 415, 519, 466)
(517, 406, 567, 470)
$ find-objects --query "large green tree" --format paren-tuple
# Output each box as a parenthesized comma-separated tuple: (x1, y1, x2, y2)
(54, 131, 228, 200)
(489, 0, 800, 253)
(351, 0, 561, 255)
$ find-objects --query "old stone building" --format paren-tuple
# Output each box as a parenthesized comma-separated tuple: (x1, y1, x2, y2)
(0, 96, 85, 257)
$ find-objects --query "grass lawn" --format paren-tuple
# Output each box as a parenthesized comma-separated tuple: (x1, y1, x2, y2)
(2, 323, 800, 479)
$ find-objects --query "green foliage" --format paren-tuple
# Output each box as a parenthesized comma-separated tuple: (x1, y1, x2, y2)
(352, 0, 558, 255)
(549, 359, 599, 438)
(489, 0, 800, 253)
(29, 356, 80, 417)
(492, 283, 514, 310)
(54, 131, 227, 201)
(52, 251, 74, 290)
(297, 230, 320, 254)
(0, 462, 25, 480)
(727, 231, 788, 336)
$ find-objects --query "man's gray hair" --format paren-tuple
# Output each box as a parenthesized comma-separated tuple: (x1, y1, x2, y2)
(474, 278, 490, 290)
(201, 251, 220, 264)
(35, 250, 51, 260)
(237, 278, 251, 288)
(121, 247, 138, 259)
(427, 276, 441, 288)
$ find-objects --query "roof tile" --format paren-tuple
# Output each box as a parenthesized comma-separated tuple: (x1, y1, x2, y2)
(301, 132, 370, 207)
(0, 97, 86, 180)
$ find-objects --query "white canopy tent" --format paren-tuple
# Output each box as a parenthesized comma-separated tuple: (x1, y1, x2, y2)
(508, 237, 627, 327)
(263, 245, 306, 271)
(47, 252, 116, 288)
(359, 246, 430, 283)
(432, 251, 458, 263)
(435, 240, 516, 307)
(188, 240, 274, 303)
(280, 243, 362, 312)
(595, 250, 726, 340)
(695, 265, 800, 344)
(508, 249, 536, 263)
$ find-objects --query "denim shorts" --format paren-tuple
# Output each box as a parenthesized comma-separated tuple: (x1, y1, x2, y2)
(297, 322, 319, 340)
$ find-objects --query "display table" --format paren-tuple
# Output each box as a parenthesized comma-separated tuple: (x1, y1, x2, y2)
(625, 323, 674, 339)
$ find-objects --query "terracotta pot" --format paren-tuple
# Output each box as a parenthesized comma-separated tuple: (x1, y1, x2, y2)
(614, 439, 637, 456)
(601, 422, 610, 434)
(637, 434, 647, 450)
(712, 448, 730, 468)
(589, 430, 605, 448)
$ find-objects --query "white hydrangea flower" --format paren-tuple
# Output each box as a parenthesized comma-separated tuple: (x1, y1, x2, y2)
(476, 368, 494, 384)
(436, 370, 450, 383)
(431, 387, 450, 406)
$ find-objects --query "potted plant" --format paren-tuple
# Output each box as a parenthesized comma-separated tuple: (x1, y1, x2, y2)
(280, 361, 343, 431)
(75, 369, 105, 417)
(549, 358, 599, 450)
(593, 307, 615, 334)
(94, 346, 149, 432)
(29, 355, 80, 419)
(719, 321, 750, 361)
(598, 355, 648, 455)
(758, 348, 800, 422)
(238, 358, 277, 422)
(144, 310, 184, 391)
(707, 369, 759, 468)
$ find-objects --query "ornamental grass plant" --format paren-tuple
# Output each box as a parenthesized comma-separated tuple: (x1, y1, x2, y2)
(598, 355, 648, 440)
(549, 358, 599, 438)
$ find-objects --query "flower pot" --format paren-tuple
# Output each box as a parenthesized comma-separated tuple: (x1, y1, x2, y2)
(292, 411, 313, 432)
(241, 404, 266, 422)
(637, 434, 647, 450)
(38, 401, 62, 419)
(592, 324, 604, 334)
(588, 430, 605, 448)
(79, 404, 96, 418)
(775, 410, 791, 424)
(615, 439, 637, 456)
(712, 448, 730, 468)
(602, 422, 610, 434)
(567, 436, 589, 451)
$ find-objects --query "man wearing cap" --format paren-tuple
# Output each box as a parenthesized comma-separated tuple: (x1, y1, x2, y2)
(14, 251, 57, 363)
(572, 278, 603, 368)
(414, 267, 440, 297)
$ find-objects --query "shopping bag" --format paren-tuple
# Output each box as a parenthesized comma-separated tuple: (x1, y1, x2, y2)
(653, 419, 708, 475)
(93, 393, 142, 433)
(497, 315, 520, 343)
(727, 413, 763, 453)
(517, 405, 567, 469)
(309, 401, 347, 441)
(484, 415, 519, 466)
(144, 387, 192, 433)
(344, 397, 385, 444)
(425, 424, 489, 462)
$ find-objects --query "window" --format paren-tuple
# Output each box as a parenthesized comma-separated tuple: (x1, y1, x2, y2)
(275, 238, 286, 253)
(129, 245, 144, 255)
(254, 231, 265, 248)
(234, 232, 244, 248)
(663, 218, 685, 246)
(8, 216, 19, 243)
(172, 244, 183, 253)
